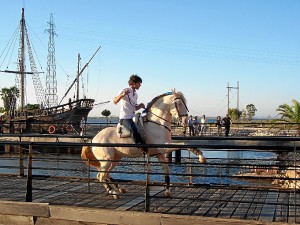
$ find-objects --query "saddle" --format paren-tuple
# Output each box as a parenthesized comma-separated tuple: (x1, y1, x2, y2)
(116, 114, 146, 141)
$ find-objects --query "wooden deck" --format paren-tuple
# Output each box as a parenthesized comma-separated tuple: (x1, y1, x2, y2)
(0, 175, 298, 224)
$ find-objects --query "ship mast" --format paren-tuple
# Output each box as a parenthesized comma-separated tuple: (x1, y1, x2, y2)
(59, 46, 101, 104)
(77, 54, 80, 101)
(14, 8, 45, 111)
(19, 8, 25, 111)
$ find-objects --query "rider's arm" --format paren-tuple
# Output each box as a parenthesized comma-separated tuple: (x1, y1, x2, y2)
(113, 89, 130, 104)
(113, 93, 125, 104)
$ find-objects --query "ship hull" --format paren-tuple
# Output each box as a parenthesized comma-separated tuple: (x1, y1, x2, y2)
(5, 98, 95, 134)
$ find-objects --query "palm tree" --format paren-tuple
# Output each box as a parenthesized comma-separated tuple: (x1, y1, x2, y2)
(276, 99, 300, 135)
(0, 86, 20, 113)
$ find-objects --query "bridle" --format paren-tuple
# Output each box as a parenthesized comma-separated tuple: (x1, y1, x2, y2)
(173, 96, 189, 117)
(144, 93, 189, 132)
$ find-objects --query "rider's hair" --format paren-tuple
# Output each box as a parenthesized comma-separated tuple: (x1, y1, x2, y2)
(128, 74, 142, 85)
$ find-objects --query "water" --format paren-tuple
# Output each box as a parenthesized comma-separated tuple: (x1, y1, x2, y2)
(0, 148, 277, 187)
(87, 117, 119, 124)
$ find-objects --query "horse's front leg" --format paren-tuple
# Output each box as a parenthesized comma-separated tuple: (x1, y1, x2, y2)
(165, 141, 206, 163)
(189, 148, 206, 163)
(156, 154, 171, 197)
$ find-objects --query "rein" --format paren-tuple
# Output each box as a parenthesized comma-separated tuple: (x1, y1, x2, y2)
(144, 111, 172, 132)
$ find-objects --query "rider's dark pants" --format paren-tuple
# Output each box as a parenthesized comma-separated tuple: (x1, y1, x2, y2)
(120, 119, 142, 144)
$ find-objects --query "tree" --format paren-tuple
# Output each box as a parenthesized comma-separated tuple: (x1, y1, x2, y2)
(246, 104, 257, 121)
(101, 109, 111, 124)
(24, 103, 40, 110)
(0, 86, 20, 113)
(276, 99, 300, 135)
(228, 108, 240, 121)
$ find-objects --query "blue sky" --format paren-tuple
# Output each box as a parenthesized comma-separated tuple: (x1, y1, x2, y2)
(0, 0, 299, 118)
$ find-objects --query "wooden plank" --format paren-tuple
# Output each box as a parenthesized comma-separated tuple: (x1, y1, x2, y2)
(288, 192, 299, 224)
(161, 213, 291, 225)
(258, 191, 278, 222)
(274, 192, 288, 223)
(33, 191, 67, 202)
(205, 189, 236, 217)
(245, 190, 266, 221)
(174, 187, 207, 215)
(116, 186, 164, 211)
(193, 188, 222, 216)
(231, 189, 257, 220)
(35, 217, 108, 225)
(50, 205, 292, 225)
(0, 214, 34, 225)
(50, 205, 162, 225)
(217, 189, 246, 219)
(147, 187, 186, 213)
(163, 187, 198, 214)
(0, 200, 49, 217)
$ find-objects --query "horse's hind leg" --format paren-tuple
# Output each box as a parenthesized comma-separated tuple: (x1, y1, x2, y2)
(96, 159, 120, 199)
(105, 156, 126, 194)
(156, 154, 171, 197)
(106, 177, 126, 194)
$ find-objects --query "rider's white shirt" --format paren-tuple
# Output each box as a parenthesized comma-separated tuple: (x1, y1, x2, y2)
(118, 88, 138, 119)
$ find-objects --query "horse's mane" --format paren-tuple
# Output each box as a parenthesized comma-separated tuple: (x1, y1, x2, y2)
(144, 91, 186, 112)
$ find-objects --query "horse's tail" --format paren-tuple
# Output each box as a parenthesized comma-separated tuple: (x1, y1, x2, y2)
(81, 146, 100, 168)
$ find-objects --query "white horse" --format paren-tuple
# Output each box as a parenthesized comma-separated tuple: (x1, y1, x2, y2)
(81, 90, 206, 198)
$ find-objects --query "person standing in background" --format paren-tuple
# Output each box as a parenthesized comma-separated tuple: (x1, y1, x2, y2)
(200, 115, 206, 136)
(80, 117, 86, 136)
(193, 116, 199, 135)
(222, 114, 231, 137)
(188, 115, 195, 136)
(215, 116, 222, 136)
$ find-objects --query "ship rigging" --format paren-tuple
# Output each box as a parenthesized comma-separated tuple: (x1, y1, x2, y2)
(0, 8, 101, 134)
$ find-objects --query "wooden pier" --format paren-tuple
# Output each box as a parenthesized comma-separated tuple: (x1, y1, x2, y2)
(1, 134, 300, 224)
(0, 175, 298, 225)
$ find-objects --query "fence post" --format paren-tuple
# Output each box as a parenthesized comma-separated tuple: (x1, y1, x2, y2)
(19, 137, 24, 176)
(25, 144, 33, 202)
(175, 150, 181, 164)
(144, 151, 150, 212)
(188, 150, 192, 185)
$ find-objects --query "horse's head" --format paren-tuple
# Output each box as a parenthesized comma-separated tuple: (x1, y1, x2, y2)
(169, 89, 189, 127)
(144, 90, 189, 129)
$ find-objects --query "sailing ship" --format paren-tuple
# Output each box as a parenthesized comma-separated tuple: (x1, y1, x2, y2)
(0, 8, 100, 134)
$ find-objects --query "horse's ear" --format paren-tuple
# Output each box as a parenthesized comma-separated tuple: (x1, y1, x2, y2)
(171, 88, 176, 94)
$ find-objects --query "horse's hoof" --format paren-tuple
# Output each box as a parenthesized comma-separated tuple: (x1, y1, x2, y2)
(164, 189, 172, 197)
(119, 187, 126, 194)
(108, 189, 120, 199)
(112, 194, 120, 199)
